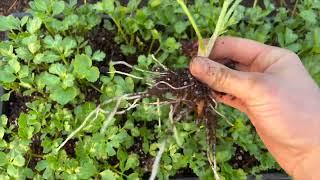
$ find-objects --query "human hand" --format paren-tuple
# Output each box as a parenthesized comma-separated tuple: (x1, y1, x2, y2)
(189, 37, 320, 179)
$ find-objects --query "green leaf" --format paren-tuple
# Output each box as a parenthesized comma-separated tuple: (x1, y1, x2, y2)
(174, 21, 188, 34)
(33, 53, 45, 64)
(124, 154, 139, 171)
(0, 67, 16, 83)
(0, 15, 20, 31)
(1, 92, 11, 101)
(95, 0, 115, 12)
(100, 169, 119, 180)
(16, 47, 33, 62)
(36, 72, 60, 90)
(0, 152, 7, 166)
(49, 63, 67, 76)
(300, 10, 317, 24)
(27, 17, 42, 33)
(7, 165, 20, 178)
(13, 155, 25, 167)
(61, 74, 75, 88)
(29, 0, 49, 12)
(73, 54, 100, 82)
(285, 28, 298, 45)
(92, 50, 106, 61)
(28, 41, 41, 54)
(8, 59, 20, 73)
(50, 87, 78, 105)
(52, 1, 65, 16)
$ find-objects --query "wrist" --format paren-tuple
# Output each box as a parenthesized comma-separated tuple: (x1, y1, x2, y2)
(293, 148, 320, 180)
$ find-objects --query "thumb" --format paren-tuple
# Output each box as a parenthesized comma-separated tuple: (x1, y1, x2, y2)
(190, 56, 263, 100)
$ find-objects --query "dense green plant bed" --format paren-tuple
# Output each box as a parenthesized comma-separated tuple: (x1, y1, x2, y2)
(0, 0, 319, 179)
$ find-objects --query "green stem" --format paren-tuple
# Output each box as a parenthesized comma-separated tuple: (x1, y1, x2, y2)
(88, 83, 102, 93)
(253, 0, 258, 7)
(148, 38, 155, 54)
(291, 0, 299, 17)
(61, 55, 68, 65)
(111, 16, 129, 44)
(206, 0, 232, 57)
(176, 0, 205, 54)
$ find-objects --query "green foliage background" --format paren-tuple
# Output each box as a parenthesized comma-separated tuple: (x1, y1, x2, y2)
(0, 0, 319, 179)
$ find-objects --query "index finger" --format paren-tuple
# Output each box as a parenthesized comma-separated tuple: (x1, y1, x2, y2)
(209, 36, 272, 65)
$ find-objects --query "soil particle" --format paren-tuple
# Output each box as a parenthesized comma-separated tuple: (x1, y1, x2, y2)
(63, 139, 77, 158)
(86, 27, 138, 74)
(0, 0, 29, 16)
(6, 93, 33, 129)
(28, 134, 44, 169)
(229, 145, 259, 169)
(129, 137, 154, 172)
(173, 167, 197, 178)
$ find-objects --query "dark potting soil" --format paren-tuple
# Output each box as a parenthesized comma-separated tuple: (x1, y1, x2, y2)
(5, 93, 33, 128)
(27, 134, 44, 169)
(63, 138, 77, 158)
(129, 137, 154, 172)
(86, 26, 138, 74)
(229, 145, 259, 170)
(0, 0, 29, 16)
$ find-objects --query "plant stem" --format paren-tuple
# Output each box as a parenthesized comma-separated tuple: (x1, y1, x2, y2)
(88, 83, 102, 93)
(253, 0, 258, 7)
(148, 38, 155, 54)
(111, 16, 129, 44)
(205, 0, 232, 57)
(291, 0, 299, 17)
(176, 0, 205, 54)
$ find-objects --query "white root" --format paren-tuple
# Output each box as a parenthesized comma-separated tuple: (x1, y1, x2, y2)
(111, 61, 167, 75)
(100, 96, 125, 133)
(108, 71, 144, 80)
(207, 145, 220, 180)
(55, 106, 102, 152)
(115, 98, 141, 115)
(151, 54, 169, 71)
(55, 93, 145, 152)
(157, 98, 161, 132)
(149, 140, 167, 180)
(152, 81, 194, 90)
(209, 104, 234, 127)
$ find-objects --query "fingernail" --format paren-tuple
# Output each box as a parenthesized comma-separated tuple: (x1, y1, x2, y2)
(190, 56, 209, 79)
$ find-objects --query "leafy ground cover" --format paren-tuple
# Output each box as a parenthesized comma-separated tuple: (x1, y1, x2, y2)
(0, 0, 320, 179)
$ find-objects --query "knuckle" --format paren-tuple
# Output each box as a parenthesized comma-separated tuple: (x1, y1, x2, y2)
(209, 66, 230, 89)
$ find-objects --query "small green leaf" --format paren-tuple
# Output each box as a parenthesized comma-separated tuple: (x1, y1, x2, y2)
(0, 68, 16, 83)
(50, 87, 78, 105)
(8, 59, 20, 73)
(49, 63, 67, 76)
(300, 10, 317, 24)
(52, 1, 65, 16)
(174, 21, 188, 34)
(29, 0, 49, 12)
(92, 50, 106, 61)
(27, 17, 42, 34)
(100, 169, 119, 180)
(0, 152, 7, 166)
(95, 0, 115, 12)
(33, 53, 45, 64)
(73, 54, 100, 82)
(0, 15, 20, 31)
(1, 92, 11, 101)
(62, 74, 75, 88)
(124, 154, 139, 171)
(13, 155, 25, 167)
